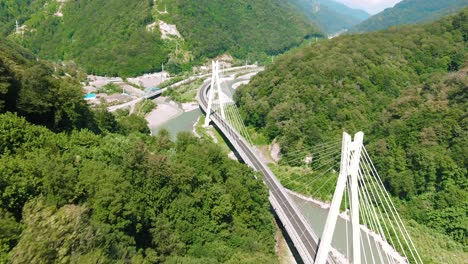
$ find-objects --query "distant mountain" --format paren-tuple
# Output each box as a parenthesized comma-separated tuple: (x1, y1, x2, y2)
(352, 0, 468, 32)
(0, 0, 319, 76)
(288, 0, 370, 34)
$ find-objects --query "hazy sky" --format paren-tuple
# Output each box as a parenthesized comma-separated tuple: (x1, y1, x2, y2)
(335, 0, 402, 14)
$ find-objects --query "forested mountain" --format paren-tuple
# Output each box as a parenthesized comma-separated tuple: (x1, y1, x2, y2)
(288, 0, 370, 34)
(352, 0, 468, 32)
(236, 9, 467, 254)
(0, 0, 319, 76)
(0, 40, 276, 263)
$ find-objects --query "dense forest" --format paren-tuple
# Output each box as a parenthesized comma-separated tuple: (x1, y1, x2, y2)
(236, 9, 467, 249)
(163, 0, 319, 59)
(0, 39, 277, 263)
(0, 39, 95, 132)
(287, 0, 369, 34)
(0, 0, 47, 36)
(0, 0, 319, 77)
(352, 0, 468, 32)
(1, 0, 169, 77)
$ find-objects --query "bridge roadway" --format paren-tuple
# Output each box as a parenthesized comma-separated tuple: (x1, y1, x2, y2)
(197, 82, 337, 264)
(107, 89, 164, 112)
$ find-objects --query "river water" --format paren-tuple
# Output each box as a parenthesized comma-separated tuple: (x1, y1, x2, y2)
(287, 192, 395, 263)
(150, 75, 249, 139)
(151, 108, 201, 140)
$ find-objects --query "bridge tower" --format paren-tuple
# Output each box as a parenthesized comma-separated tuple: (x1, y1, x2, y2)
(315, 132, 364, 264)
(204, 61, 226, 126)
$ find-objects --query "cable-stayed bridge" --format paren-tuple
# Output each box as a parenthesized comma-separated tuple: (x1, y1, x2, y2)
(197, 61, 423, 264)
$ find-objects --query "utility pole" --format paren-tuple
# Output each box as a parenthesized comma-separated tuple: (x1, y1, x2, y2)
(15, 20, 19, 34)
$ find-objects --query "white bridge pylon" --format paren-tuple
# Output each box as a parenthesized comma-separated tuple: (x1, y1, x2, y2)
(316, 132, 364, 264)
(314, 132, 422, 264)
(204, 61, 228, 126)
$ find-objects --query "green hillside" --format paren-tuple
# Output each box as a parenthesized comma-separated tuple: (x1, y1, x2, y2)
(352, 0, 468, 32)
(288, 0, 370, 34)
(0, 40, 277, 263)
(0, 0, 319, 76)
(235, 10, 467, 261)
(0, 39, 95, 132)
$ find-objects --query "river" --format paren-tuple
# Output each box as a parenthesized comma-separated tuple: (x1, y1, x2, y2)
(151, 108, 201, 140)
(287, 191, 396, 263)
(149, 74, 252, 139)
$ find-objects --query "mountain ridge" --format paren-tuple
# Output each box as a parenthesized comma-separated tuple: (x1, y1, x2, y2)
(352, 0, 468, 32)
(287, 0, 370, 34)
(0, 0, 320, 76)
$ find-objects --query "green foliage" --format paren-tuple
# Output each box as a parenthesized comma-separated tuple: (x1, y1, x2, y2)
(159, 76, 185, 89)
(9, 199, 108, 263)
(1, 0, 319, 76)
(116, 114, 151, 135)
(0, 39, 152, 136)
(8, 0, 168, 77)
(236, 9, 468, 246)
(0, 113, 276, 263)
(0, 39, 98, 132)
(270, 164, 337, 201)
(0, 209, 20, 262)
(0, 0, 48, 36)
(97, 83, 122, 95)
(134, 99, 157, 117)
(167, 0, 320, 60)
(352, 0, 468, 32)
(0, 38, 276, 262)
(163, 79, 203, 103)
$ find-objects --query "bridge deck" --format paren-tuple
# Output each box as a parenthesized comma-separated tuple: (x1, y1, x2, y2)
(198, 82, 336, 264)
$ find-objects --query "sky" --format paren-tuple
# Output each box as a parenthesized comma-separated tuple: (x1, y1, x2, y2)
(334, 0, 402, 14)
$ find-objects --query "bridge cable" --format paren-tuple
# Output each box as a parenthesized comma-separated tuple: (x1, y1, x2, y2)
(360, 162, 401, 264)
(361, 160, 410, 263)
(280, 141, 342, 159)
(359, 169, 392, 264)
(344, 181, 350, 262)
(282, 159, 338, 191)
(362, 148, 423, 264)
(363, 147, 422, 263)
(280, 139, 342, 155)
(358, 170, 382, 264)
(282, 143, 341, 164)
(361, 155, 415, 263)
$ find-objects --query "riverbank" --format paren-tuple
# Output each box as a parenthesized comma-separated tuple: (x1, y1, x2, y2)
(145, 96, 201, 139)
(145, 96, 200, 128)
(145, 97, 183, 128)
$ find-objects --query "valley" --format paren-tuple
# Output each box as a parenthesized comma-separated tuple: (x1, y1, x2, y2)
(0, 1, 466, 263)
